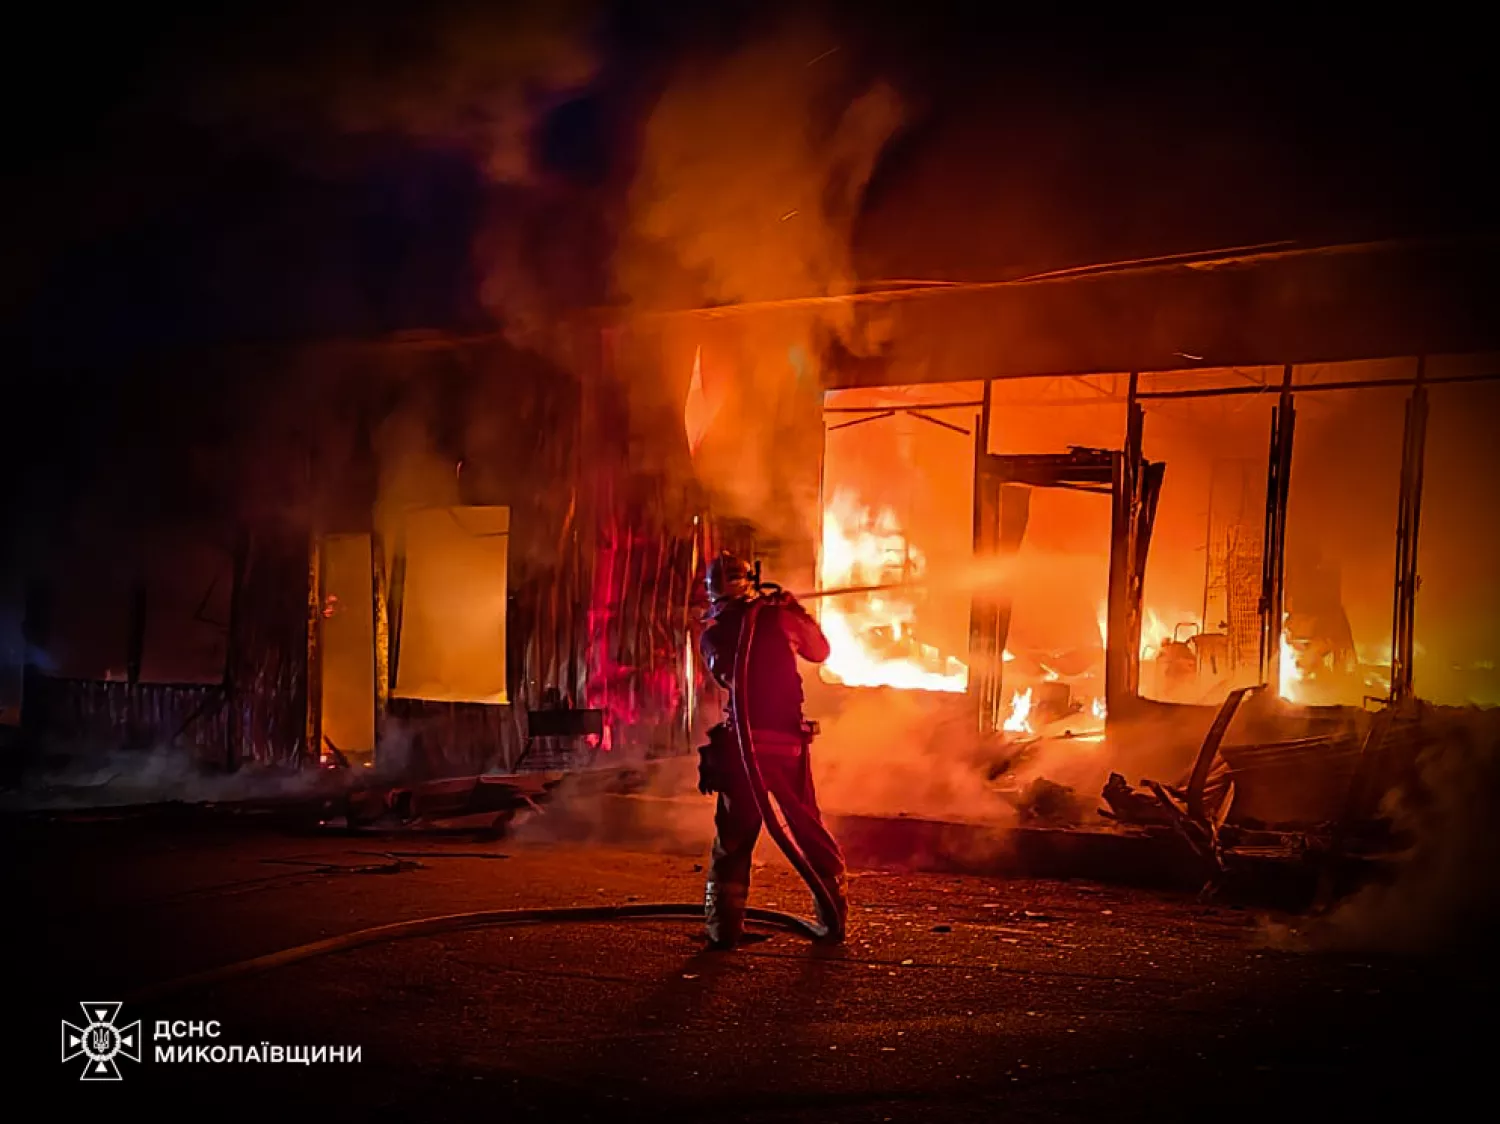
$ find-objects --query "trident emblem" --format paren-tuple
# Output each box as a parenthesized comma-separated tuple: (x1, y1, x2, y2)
(62, 1002, 141, 1081)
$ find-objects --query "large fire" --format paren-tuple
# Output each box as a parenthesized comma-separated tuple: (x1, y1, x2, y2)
(817, 489, 968, 691)
(815, 492, 1115, 734)
(1002, 687, 1033, 732)
(1096, 600, 1180, 662)
(817, 490, 1118, 735)
(1278, 614, 1304, 703)
(1097, 599, 1305, 703)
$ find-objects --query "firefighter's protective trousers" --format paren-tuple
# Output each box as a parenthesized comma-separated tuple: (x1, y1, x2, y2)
(705, 736, 846, 944)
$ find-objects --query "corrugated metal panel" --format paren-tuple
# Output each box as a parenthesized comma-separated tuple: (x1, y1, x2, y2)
(22, 326, 726, 780)
(226, 529, 309, 767)
(386, 493, 712, 778)
(24, 678, 229, 763)
(583, 511, 704, 757)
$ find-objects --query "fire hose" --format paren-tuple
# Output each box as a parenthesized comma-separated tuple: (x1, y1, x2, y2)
(125, 592, 837, 1004)
(727, 588, 843, 941)
(125, 903, 820, 1004)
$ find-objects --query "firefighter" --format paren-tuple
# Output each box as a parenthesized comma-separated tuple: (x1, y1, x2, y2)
(697, 551, 848, 948)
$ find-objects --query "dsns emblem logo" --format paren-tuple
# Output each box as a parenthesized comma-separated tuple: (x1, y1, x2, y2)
(62, 1003, 142, 1080)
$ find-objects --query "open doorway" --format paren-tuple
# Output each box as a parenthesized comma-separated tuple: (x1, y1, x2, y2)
(969, 446, 1162, 737)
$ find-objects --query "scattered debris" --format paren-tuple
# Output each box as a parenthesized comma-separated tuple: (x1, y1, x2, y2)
(333, 773, 563, 836)
(1099, 772, 1174, 826)
(1014, 778, 1090, 826)
(1145, 779, 1223, 875)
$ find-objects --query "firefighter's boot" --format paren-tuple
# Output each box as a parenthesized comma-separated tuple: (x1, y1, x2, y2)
(815, 873, 849, 943)
(705, 880, 748, 948)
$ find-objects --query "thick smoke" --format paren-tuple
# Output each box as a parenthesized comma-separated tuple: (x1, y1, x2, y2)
(1266, 709, 1500, 955)
(615, 29, 902, 315)
(0, 745, 336, 811)
(183, 4, 598, 183)
(612, 20, 905, 545)
(509, 755, 710, 853)
(316, 3, 606, 362)
(370, 392, 461, 568)
(175, 3, 604, 367)
(233, 8, 608, 545)
(807, 685, 1017, 823)
(183, 10, 909, 570)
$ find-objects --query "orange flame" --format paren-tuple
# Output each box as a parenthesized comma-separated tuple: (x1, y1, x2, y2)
(683, 345, 720, 456)
(1097, 599, 1191, 661)
(1278, 614, 1303, 702)
(1002, 687, 1034, 733)
(818, 488, 967, 692)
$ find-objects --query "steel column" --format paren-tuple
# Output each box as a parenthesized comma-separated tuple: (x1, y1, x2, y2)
(1389, 357, 1429, 704)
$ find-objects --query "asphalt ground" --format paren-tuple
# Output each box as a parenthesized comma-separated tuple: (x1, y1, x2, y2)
(9, 813, 1489, 1122)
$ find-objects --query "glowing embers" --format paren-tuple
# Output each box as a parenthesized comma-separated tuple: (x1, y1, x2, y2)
(818, 488, 967, 692)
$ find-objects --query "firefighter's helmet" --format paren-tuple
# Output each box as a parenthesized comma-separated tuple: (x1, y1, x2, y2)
(705, 551, 752, 604)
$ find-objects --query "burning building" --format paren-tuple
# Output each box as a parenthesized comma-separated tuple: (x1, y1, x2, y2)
(7, 235, 1497, 851)
(606, 234, 1500, 847)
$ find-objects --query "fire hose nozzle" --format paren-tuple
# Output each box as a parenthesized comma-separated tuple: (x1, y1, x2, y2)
(791, 579, 924, 601)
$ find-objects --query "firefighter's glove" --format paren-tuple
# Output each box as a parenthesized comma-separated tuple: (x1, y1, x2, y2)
(697, 744, 720, 796)
(764, 589, 800, 611)
(699, 722, 735, 795)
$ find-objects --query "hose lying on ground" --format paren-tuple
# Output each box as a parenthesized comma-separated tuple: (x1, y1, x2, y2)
(126, 590, 842, 1003)
(125, 903, 821, 1003)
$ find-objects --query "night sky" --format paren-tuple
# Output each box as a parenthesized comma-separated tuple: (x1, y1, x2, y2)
(7, 7, 1491, 356)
